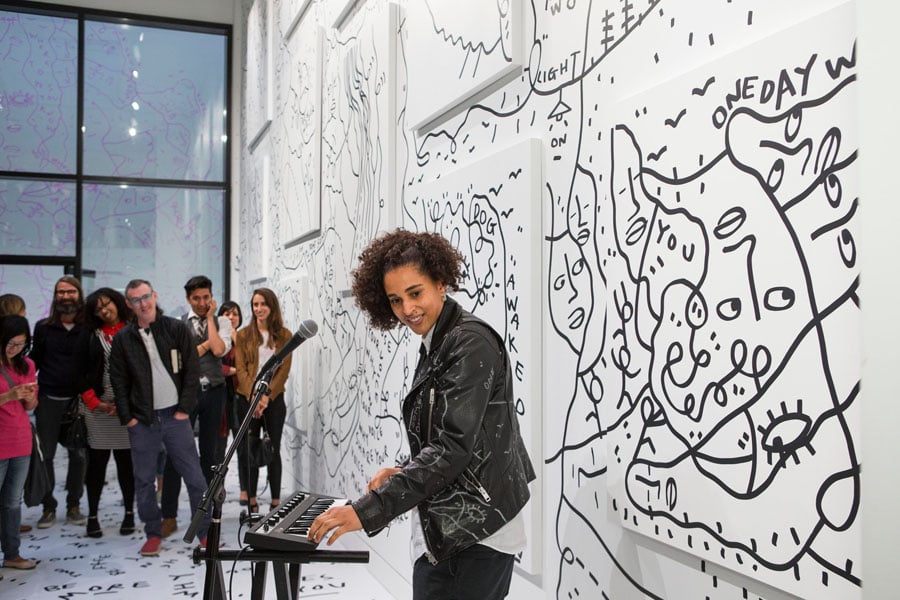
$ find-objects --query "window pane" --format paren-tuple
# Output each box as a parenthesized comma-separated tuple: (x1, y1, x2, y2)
(0, 11, 78, 174)
(83, 22, 226, 182)
(82, 183, 225, 311)
(0, 264, 68, 328)
(0, 178, 76, 256)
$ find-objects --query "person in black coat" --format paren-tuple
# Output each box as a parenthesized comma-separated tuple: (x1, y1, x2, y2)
(308, 230, 535, 600)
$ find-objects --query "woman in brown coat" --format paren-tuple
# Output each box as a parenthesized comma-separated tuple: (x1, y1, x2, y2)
(233, 288, 292, 513)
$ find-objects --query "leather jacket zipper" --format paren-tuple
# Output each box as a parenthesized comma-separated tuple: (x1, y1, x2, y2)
(426, 387, 435, 442)
(463, 468, 492, 503)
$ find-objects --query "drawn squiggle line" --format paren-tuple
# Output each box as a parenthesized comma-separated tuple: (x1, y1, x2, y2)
(693, 76, 716, 96)
(665, 109, 687, 128)
(647, 146, 667, 162)
(425, 2, 510, 75)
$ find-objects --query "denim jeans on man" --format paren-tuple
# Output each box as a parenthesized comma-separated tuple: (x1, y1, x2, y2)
(412, 543, 515, 600)
(129, 406, 209, 540)
(0, 455, 29, 560)
(160, 383, 226, 519)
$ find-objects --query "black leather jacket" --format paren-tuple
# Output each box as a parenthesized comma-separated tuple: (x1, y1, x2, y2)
(353, 298, 535, 562)
(108, 315, 200, 426)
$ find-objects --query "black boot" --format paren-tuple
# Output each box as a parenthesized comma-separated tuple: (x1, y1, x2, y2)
(86, 516, 102, 538)
(120, 511, 135, 535)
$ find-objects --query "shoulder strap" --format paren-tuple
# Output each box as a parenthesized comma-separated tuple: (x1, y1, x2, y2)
(0, 366, 15, 388)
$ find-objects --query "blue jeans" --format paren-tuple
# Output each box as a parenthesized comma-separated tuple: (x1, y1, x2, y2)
(128, 407, 209, 540)
(161, 383, 226, 518)
(0, 455, 30, 560)
(412, 544, 515, 600)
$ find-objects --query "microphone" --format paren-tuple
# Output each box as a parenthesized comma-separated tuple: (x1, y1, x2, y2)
(257, 319, 318, 376)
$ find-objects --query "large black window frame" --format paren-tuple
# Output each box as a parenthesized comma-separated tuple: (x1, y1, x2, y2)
(0, 0, 232, 315)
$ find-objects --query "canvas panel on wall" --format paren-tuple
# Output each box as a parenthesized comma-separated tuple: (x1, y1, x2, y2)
(245, 0, 273, 149)
(242, 153, 270, 283)
(598, 5, 860, 598)
(405, 0, 525, 131)
(271, 11, 323, 248)
(403, 138, 544, 574)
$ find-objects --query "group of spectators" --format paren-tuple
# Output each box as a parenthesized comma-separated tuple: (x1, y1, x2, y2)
(2, 229, 537, 600)
(0, 275, 293, 564)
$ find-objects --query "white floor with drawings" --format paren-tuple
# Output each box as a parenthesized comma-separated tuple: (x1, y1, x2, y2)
(2, 448, 395, 599)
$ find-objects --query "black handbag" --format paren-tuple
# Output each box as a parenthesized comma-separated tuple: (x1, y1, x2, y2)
(24, 424, 51, 507)
(249, 416, 274, 467)
(60, 396, 88, 449)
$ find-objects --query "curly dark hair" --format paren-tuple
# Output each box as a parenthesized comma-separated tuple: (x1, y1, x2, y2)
(351, 229, 464, 330)
(84, 288, 134, 329)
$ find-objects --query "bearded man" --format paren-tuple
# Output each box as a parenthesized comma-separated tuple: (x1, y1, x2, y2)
(30, 276, 91, 529)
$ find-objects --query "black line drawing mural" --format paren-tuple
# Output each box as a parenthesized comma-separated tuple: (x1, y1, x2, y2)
(240, 0, 861, 597)
(276, 4, 407, 562)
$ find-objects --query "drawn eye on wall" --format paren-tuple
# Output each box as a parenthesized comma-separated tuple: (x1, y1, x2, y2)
(784, 107, 802, 143)
(625, 216, 648, 246)
(824, 172, 843, 207)
(713, 206, 746, 240)
(766, 158, 785, 191)
(815, 127, 842, 175)
(716, 297, 742, 321)
(838, 228, 856, 268)
(757, 400, 814, 466)
(763, 286, 795, 311)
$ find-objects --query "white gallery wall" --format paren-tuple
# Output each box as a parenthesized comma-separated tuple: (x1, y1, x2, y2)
(231, 1, 893, 599)
(24, 0, 900, 597)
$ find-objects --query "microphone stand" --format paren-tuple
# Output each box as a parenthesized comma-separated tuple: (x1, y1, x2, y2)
(185, 365, 279, 600)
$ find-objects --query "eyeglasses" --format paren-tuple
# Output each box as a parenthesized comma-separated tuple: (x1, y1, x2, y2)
(6, 341, 27, 349)
(126, 292, 154, 306)
(55, 288, 79, 296)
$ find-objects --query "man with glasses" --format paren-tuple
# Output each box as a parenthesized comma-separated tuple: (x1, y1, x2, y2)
(30, 276, 90, 529)
(108, 279, 209, 556)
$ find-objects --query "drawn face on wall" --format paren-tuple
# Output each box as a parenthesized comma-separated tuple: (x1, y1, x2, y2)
(548, 180, 594, 353)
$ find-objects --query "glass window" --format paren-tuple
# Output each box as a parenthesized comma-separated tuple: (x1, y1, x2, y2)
(0, 178, 76, 256)
(0, 10, 78, 174)
(82, 183, 225, 311)
(0, 5, 229, 305)
(0, 263, 68, 328)
(82, 21, 227, 182)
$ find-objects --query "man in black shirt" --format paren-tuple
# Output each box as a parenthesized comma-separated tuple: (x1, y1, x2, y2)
(31, 276, 90, 528)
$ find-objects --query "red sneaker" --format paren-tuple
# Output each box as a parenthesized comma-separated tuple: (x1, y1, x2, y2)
(140, 537, 162, 556)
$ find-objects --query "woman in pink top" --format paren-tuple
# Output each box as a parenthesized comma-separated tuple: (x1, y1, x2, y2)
(0, 315, 39, 570)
